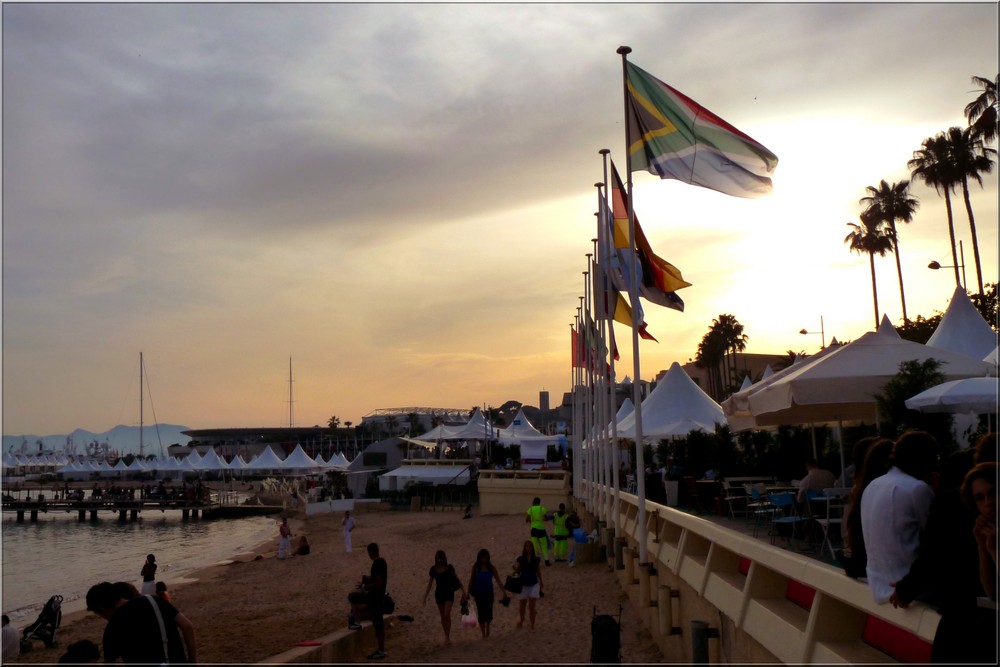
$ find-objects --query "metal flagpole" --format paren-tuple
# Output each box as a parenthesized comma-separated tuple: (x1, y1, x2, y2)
(617, 45, 649, 564)
(582, 266, 595, 514)
(599, 149, 623, 536)
(591, 237, 609, 523)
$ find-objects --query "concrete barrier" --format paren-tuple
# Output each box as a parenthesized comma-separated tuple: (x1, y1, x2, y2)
(260, 616, 396, 664)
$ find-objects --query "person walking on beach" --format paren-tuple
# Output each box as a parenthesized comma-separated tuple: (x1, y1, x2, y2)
(278, 517, 292, 559)
(464, 548, 507, 638)
(140, 554, 157, 595)
(514, 540, 544, 629)
(565, 508, 582, 567)
(352, 543, 387, 660)
(422, 550, 466, 646)
(343, 510, 355, 553)
(526, 497, 550, 565)
(85, 580, 197, 663)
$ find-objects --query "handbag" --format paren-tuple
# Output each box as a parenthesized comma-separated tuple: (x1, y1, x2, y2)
(504, 575, 523, 594)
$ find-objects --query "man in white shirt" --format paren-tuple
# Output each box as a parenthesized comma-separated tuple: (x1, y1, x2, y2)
(796, 458, 836, 505)
(860, 431, 939, 604)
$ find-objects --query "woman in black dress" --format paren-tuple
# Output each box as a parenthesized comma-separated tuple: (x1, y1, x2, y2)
(422, 550, 466, 646)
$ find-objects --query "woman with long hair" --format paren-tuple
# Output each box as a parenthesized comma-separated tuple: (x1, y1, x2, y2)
(464, 548, 507, 638)
(514, 540, 543, 629)
(423, 550, 466, 646)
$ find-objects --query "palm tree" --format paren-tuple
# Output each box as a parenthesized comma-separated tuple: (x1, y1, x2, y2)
(965, 74, 998, 144)
(942, 126, 996, 296)
(860, 180, 919, 324)
(845, 210, 896, 328)
(712, 314, 748, 395)
(909, 133, 962, 288)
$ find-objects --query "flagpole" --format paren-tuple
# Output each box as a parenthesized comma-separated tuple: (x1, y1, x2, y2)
(570, 322, 581, 501)
(582, 264, 596, 515)
(599, 148, 623, 538)
(572, 317, 583, 501)
(617, 44, 649, 565)
(591, 236, 609, 524)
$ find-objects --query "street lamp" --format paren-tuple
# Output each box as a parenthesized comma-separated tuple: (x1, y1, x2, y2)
(799, 315, 825, 349)
(928, 240, 966, 290)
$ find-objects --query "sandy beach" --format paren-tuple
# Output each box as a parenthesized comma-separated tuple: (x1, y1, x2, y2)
(9, 504, 664, 664)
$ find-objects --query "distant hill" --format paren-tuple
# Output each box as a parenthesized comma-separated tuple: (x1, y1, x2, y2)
(3, 424, 192, 457)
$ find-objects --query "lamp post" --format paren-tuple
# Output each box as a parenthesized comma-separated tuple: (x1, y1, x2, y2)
(928, 240, 966, 290)
(799, 315, 825, 349)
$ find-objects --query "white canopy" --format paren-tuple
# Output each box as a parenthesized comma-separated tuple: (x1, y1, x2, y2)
(617, 362, 725, 439)
(497, 408, 545, 445)
(926, 286, 998, 360)
(905, 377, 998, 415)
(380, 465, 470, 486)
(748, 316, 995, 427)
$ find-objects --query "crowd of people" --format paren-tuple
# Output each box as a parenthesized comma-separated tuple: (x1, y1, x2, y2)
(839, 429, 997, 662)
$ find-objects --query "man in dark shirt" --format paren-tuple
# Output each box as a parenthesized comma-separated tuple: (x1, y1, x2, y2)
(86, 581, 197, 663)
(361, 543, 387, 660)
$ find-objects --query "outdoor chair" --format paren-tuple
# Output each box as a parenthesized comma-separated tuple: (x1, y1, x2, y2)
(814, 487, 850, 561)
(720, 480, 748, 518)
(767, 492, 814, 551)
(747, 484, 777, 536)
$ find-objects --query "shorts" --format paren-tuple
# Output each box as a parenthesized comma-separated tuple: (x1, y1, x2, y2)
(434, 588, 456, 606)
(530, 528, 547, 538)
(519, 583, 540, 599)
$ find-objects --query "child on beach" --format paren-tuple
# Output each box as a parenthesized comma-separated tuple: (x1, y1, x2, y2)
(278, 518, 292, 559)
(155, 581, 172, 602)
(343, 511, 355, 553)
(140, 554, 157, 595)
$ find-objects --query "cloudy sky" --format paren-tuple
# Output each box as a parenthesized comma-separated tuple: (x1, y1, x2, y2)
(2, 2, 997, 436)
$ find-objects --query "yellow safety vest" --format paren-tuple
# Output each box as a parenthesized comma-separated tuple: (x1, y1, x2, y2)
(527, 504, 547, 530)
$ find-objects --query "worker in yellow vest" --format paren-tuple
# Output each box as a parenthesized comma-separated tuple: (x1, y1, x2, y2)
(525, 497, 550, 565)
(552, 503, 570, 562)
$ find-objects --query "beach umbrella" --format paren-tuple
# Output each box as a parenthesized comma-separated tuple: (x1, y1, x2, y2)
(748, 316, 994, 472)
(904, 377, 998, 415)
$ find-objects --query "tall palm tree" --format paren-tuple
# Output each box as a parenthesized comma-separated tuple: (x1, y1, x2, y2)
(942, 126, 996, 296)
(845, 210, 896, 328)
(860, 180, 919, 324)
(909, 133, 962, 288)
(965, 74, 998, 144)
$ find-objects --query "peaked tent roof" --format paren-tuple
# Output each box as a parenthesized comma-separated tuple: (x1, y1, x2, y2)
(497, 408, 545, 445)
(926, 286, 998, 360)
(244, 447, 286, 470)
(617, 362, 725, 439)
(281, 444, 321, 470)
(192, 448, 230, 471)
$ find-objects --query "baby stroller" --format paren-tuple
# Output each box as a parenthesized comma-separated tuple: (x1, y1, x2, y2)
(590, 604, 621, 663)
(20, 594, 63, 651)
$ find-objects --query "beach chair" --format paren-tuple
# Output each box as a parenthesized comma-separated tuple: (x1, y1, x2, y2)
(767, 492, 814, 551)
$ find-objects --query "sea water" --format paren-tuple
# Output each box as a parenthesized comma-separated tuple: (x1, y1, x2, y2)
(1, 510, 277, 622)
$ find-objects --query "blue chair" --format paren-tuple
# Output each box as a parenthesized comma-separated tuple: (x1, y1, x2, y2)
(768, 492, 813, 550)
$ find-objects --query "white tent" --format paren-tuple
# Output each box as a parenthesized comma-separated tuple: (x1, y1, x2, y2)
(281, 444, 321, 471)
(926, 286, 998, 360)
(328, 452, 351, 468)
(749, 316, 995, 427)
(749, 315, 995, 473)
(415, 408, 496, 441)
(615, 398, 634, 425)
(497, 408, 545, 445)
(379, 465, 470, 489)
(617, 362, 726, 439)
(244, 447, 286, 471)
(738, 375, 753, 391)
(192, 448, 230, 471)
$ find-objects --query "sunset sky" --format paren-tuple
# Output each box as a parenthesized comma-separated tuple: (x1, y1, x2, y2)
(2, 2, 997, 436)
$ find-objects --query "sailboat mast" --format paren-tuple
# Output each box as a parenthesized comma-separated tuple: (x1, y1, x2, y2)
(139, 351, 144, 458)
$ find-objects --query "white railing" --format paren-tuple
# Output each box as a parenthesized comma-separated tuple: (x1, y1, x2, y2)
(584, 482, 940, 664)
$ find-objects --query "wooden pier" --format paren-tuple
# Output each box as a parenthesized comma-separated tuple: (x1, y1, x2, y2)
(0, 498, 282, 523)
